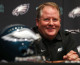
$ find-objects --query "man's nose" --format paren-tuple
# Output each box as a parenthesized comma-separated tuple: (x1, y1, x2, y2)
(48, 19, 54, 25)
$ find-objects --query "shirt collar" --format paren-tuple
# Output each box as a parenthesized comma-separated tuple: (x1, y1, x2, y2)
(54, 31, 62, 41)
(33, 26, 62, 41)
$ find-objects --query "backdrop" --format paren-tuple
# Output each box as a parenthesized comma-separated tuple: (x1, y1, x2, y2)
(0, 0, 80, 44)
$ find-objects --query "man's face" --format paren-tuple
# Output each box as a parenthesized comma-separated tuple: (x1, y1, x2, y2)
(36, 6, 61, 40)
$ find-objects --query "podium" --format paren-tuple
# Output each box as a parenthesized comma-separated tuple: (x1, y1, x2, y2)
(0, 62, 80, 65)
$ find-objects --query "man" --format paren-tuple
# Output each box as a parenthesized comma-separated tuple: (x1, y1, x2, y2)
(32, 2, 80, 62)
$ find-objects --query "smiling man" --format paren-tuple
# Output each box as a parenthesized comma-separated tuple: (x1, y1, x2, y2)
(32, 2, 80, 62)
(36, 3, 61, 40)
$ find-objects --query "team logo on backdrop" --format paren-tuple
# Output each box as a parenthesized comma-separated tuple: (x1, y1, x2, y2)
(0, 4, 4, 13)
(77, 46, 80, 54)
(59, 7, 63, 15)
(65, 29, 80, 34)
(68, 7, 80, 18)
(12, 3, 30, 16)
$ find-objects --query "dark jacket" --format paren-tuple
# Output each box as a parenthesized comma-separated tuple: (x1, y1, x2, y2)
(32, 27, 80, 61)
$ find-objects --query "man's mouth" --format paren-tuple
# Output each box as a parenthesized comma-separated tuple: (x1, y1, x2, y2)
(47, 28, 55, 31)
(47, 27, 55, 29)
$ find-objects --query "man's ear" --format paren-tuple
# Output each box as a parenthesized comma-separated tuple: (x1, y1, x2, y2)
(60, 19, 61, 22)
(59, 19, 61, 25)
(36, 18, 39, 26)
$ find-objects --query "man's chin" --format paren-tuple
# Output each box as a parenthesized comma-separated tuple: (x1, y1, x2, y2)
(47, 32, 56, 36)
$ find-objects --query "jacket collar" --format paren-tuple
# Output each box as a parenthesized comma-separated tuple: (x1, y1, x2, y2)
(33, 26, 62, 41)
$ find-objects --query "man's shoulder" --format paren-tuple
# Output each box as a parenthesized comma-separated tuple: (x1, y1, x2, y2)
(59, 30, 72, 37)
(32, 26, 38, 33)
(59, 30, 74, 43)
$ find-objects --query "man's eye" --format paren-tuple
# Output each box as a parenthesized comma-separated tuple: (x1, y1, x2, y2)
(43, 19, 50, 21)
(53, 19, 58, 21)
